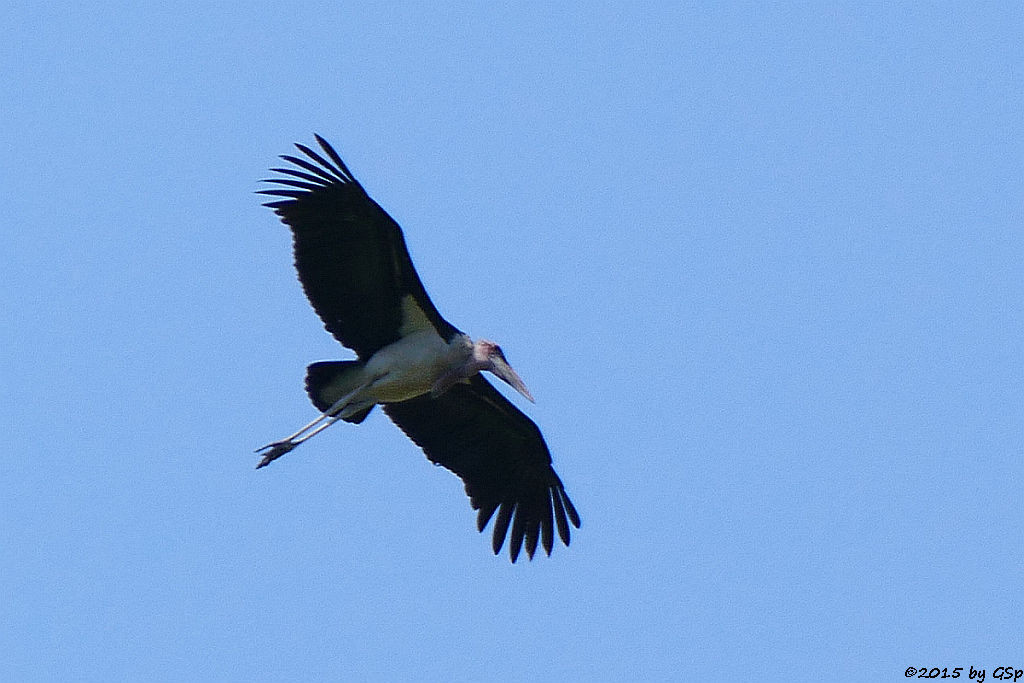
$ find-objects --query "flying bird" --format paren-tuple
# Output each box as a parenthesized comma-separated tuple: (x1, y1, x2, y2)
(256, 135, 580, 562)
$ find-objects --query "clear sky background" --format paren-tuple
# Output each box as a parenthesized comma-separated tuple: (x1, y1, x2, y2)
(3, 3, 1022, 681)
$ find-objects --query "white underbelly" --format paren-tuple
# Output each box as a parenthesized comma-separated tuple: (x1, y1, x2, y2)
(363, 331, 454, 403)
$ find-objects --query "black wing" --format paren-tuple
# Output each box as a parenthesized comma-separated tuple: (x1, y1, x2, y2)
(384, 375, 581, 562)
(260, 135, 458, 359)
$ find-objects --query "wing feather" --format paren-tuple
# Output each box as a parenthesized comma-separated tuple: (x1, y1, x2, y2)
(261, 135, 457, 358)
(384, 375, 580, 562)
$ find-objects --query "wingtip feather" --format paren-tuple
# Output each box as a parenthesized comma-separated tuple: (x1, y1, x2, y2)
(540, 491, 554, 555)
(552, 488, 571, 546)
(561, 488, 581, 529)
(509, 510, 527, 563)
(476, 500, 499, 533)
(295, 142, 347, 182)
(278, 153, 343, 184)
(314, 134, 356, 180)
(492, 501, 514, 557)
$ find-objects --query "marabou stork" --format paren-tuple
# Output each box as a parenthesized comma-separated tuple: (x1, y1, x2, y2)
(256, 135, 580, 562)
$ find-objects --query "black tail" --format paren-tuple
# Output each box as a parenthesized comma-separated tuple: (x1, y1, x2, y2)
(305, 361, 374, 424)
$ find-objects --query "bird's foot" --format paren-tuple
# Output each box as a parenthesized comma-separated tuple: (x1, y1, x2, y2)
(255, 440, 297, 468)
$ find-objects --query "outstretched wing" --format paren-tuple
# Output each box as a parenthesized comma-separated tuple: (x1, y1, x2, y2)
(384, 375, 581, 562)
(260, 135, 458, 359)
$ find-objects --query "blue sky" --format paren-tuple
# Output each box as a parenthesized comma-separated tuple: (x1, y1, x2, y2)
(3, 3, 1022, 680)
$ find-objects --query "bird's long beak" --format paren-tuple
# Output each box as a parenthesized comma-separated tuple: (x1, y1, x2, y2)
(488, 357, 535, 403)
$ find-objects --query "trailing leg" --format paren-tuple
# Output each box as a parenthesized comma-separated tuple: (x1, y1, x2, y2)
(255, 364, 374, 467)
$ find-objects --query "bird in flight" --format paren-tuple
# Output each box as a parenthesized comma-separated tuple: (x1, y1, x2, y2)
(256, 135, 580, 562)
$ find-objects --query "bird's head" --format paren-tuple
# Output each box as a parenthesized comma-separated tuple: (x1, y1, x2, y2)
(473, 339, 535, 403)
